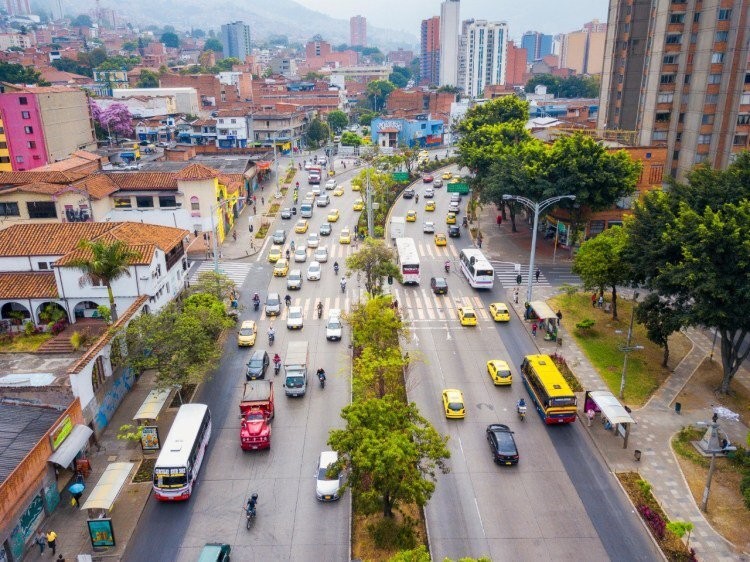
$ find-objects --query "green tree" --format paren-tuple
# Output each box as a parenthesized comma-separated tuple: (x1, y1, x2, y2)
(212, 57, 241, 72)
(389, 66, 411, 88)
(122, 41, 138, 53)
(187, 270, 237, 302)
(191, 28, 206, 38)
(366, 80, 396, 112)
(546, 133, 641, 253)
(328, 396, 450, 517)
(346, 294, 406, 353)
(304, 71, 324, 81)
(68, 240, 141, 322)
(326, 110, 348, 134)
(388, 546, 431, 562)
(136, 69, 159, 88)
(359, 110, 377, 126)
(345, 238, 401, 295)
(160, 32, 180, 48)
(305, 117, 329, 148)
(572, 226, 631, 319)
(525, 74, 599, 98)
(97, 55, 142, 71)
(71, 14, 93, 27)
(354, 346, 407, 399)
(456, 95, 529, 134)
(634, 293, 684, 367)
(203, 38, 223, 52)
(340, 131, 362, 146)
(0, 61, 47, 85)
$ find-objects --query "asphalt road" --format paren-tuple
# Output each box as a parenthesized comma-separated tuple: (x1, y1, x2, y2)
(390, 168, 660, 561)
(124, 155, 357, 561)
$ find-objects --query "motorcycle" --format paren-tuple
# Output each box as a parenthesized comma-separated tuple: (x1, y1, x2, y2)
(517, 404, 527, 421)
(268, 332, 275, 346)
(245, 506, 256, 529)
(274, 361, 281, 375)
(444, 261, 450, 274)
(253, 298, 260, 312)
(340, 281, 346, 294)
(318, 371, 326, 389)
(333, 263, 339, 275)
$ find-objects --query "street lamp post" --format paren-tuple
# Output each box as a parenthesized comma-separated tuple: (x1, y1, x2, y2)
(209, 199, 231, 273)
(619, 291, 644, 399)
(502, 194, 576, 303)
(698, 416, 737, 512)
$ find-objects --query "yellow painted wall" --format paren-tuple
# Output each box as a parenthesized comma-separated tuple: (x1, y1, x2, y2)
(0, 116, 11, 172)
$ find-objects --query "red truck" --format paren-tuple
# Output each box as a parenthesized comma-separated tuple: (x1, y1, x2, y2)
(239, 380, 274, 450)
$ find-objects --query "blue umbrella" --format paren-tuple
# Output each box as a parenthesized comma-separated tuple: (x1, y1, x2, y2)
(68, 483, 84, 495)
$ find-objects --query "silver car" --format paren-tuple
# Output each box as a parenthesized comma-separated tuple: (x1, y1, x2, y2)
(294, 247, 307, 262)
(286, 306, 304, 330)
(287, 269, 303, 290)
(307, 233, 320, 248)
(314, 246, 329, 263)
(265, 292, 281, 316)
(423, 221, 435, 234)
(315, 451, 343, 501)
(326, 309, 343, 341)
(307, 260, 321, 281)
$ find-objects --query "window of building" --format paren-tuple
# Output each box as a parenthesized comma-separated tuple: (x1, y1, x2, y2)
(230, 118, 236, 124)
(711, 52, 725, 64)
(0, 156, 9, 164)
(37, 261, 49, 270)
(0, 202, 19, 216)
(702, 114, 715, 125)
(669, 13, 685, 23)
(23, 126, 33, 134)
(652, 131, 668, 141)
(676, 132, 682, 142)
(655, 112, 671, 123)
(715, 30, 729, 42)
(673, 150, 680, 160)
(691, 33, 698, 43)
(190, 196, 200, 211)
(737, 114, 750, 125)
(706, 93, 719, 104)
(660, 74, 676, 84)
(18, 96, 27, 105)
(718, 9, 732, 20)
(26, 141, 35, 149)
(0, 141, 6, 149)
(114, 197, 132, 208)
(733, 135, 748, 146)
(742, 93, 750, 105)
(708, 74, 722, 84)
(684, 74, 691, 84)
(665, 34, 682, 44)
(698, 134, 712, 144)
(658, 92, 674, 103)
(694, 153, 708, 164)
(663, 54, 679, 64)
(26, 201, 56, 219)
(136, 196, 154, 209)
(15, 155, 23, 163)
(21, 111, 30, 119)
(693, 12, 701, 22)
(159, 195, 177, 208)
(679, 112, 685, 123)
(745, 73, 750, 84)
(589, 221, 605, 236)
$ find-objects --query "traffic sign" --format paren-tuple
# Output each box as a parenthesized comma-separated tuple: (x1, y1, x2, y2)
(447, 182, 469, 194)
(392, 172, 409, 182)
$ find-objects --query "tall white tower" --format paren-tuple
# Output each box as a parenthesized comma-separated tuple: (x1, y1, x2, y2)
(462, 20, 509, 98)
(439, 0, 460, 87)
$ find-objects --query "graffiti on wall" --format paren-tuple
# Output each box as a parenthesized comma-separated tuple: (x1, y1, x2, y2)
(44, 480, 60, 512)
(92, 368, 135, 432)
(8, 493, 44, 559)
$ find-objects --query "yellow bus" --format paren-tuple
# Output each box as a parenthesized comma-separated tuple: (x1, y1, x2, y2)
(520, 354, 577, 424)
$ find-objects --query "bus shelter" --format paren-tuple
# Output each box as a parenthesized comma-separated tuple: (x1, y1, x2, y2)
(584, 390, 636, 449)
(132, 388, 171, 424)
(80, 462, 134, 548)
(527, 301, 559, 340)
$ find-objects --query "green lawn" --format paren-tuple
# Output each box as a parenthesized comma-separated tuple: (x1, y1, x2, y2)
(0, 333, 53, 352)
(549, 292, 691, 407)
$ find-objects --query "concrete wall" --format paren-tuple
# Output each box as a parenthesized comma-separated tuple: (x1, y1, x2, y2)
(37, 90, 97, 162)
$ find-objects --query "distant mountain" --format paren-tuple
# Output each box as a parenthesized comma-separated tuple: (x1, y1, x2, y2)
(45, 0, 417, 51)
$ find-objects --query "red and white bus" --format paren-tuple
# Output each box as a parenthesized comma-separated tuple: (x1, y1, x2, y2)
(396, 237, 420, 285)
(153, 403, 211, 501)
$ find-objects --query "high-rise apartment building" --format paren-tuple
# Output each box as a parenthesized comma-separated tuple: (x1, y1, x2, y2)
(598, 0, 750, 179)
(350, 15, 367, 47)
(439, 0, 460, 87)
(521, 31, 553, 63)
(421, 16, 441, 85)
(221, 21, 252, 61)
(560, 20, 607, 75)
(460, 20, 509, 98)
(5, 0, 29, 16)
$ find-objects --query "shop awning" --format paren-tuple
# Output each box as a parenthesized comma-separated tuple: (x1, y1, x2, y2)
(80, 462, 134, 511)
(48, 424, 93, 467)
(255, 161, 271, 170)
(132, 388, 171, 422)
(588, 390, 636, 425)
(529, 301, 557, 320)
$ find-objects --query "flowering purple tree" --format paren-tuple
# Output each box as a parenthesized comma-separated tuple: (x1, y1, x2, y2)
(90, 101, 133, 141)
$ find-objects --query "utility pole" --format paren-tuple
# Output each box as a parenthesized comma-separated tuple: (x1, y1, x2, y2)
(619, 292, 644, 398)
(366, 164, 374, 238)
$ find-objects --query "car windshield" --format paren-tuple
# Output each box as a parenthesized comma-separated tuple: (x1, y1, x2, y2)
(435, 279, 447, 287)
(267, 297, 279, 306)
(248, 358, 263, 368)
(318, 467, 338, 480)
(289, 310, 302, 319)
(290, 274, 300, 280)
(448, 402, 463, 411)
(239, 327, 254, 335)
(463, 311, 475, 318)
(286, 376, 304, 387)
(327, 320, 341, 329)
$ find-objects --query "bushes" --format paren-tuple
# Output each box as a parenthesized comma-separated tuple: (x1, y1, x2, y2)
(638, 504, 666, 539)
(741, 472, 750, 509)
(368, 516, 417, 550)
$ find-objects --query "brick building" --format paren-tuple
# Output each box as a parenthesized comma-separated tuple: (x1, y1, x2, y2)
(386, 88, 456, 123)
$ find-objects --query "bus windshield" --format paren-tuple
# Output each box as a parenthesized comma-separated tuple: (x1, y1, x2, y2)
(154, 467, 187, 488)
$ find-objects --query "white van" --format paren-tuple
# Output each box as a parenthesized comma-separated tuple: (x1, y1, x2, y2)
(300, 203, 313, 218)
(326, 309, 343, 341)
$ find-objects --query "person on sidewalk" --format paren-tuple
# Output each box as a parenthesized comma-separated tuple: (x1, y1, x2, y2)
(586, 408, 595, 427)
(513, 288, 519, 304)
(535, 267, 541, 282)
(598, 295, 604, 308)
(56, 555, 66, 562)
(232, 231, 237, 242)
(72, 490, 83, 507)
(532, 323, 538, 337)
(46, 530, 57, 555)
(591, 293, 597, 308)
(35, 531, 45, 554)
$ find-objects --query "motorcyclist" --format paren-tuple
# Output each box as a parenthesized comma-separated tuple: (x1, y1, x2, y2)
(317, 301, 323, 317)
(290, 240, 295, 252)
(273, 353, 281, 373)
(333, 261, 339, 274)
(317, 368, 326, 382)
(517, 398, 526, 411)
(273, 353, 281, 366)
(267, 326, 275, 340)
(285, 249, 290, 260)
(444, 260, 450, 273)
(252, 292, 260, 304)
(415, 194, 419, 203)
(340, 277, 347, 292)
(246, 493, 258, 516)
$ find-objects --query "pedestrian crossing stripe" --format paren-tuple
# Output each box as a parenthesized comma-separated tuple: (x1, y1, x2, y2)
(191, 261, 254, 285)
(280, 240, 459, 261)
(392, 289, 492, 322)
(490, 262, 550, 287)
(259, 296, 352, 320)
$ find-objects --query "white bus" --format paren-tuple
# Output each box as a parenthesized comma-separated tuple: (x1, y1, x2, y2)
(459, 249, 495, 289)
(395, 237, 420, 285)
(153, 403, 211, 501)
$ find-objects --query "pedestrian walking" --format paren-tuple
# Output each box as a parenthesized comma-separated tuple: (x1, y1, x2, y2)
(35, 531, 45, 554)
(513, 288, 519, 304)
(535, 267, 541, 282)
(232, 231, 237, 242)
(591, 293, 597, 308)
(253, 205, 257, 215)
(261, 196, 265, 205)
(532, 323, 538, 337)
(586, 408, 595, 427)
(497, 214, 502, 226)
(46, 530, 57, 555)
(57, 555, 66, 562)
(598, 295, 604, 308)
(72, 490, 82, 507)
(556, 310, 563, 322)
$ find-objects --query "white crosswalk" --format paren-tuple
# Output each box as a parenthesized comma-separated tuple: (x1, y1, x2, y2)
(391, 288, 492, 323)
(190, 261, 254, 286)
(490, 261, 550, 288)
(277, 239, 460, 261)
(260, 296, 353, 321)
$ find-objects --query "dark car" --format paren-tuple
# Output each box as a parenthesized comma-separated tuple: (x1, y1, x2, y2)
(430, 276, 448, 295)
(403, 188, 415, 199)
(319, 222, 332, 236)
(280, 208, 292, 219)
(246, 350, 270, 380)
(448, 225, 461, 238)
(486, 424, 519, 465)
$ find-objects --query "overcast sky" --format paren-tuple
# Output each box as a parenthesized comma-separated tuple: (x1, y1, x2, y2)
(292, 0, 608, 41)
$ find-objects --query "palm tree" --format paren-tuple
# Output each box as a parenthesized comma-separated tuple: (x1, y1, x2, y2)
(69, 240, 141, 322)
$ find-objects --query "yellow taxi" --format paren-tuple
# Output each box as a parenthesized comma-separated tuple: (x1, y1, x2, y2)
(268, 247, 282, 263)
(339, 228, 351, 244)
(425, 201, 436, 212)
(446, 212, 457, 225)
(273, 259, 289, 277)
(353, 199, 364, 211)
(333, 186, 344, 196)
(487, 360, 512, 386)
(295, 219, 309, 233)
(457, 306, 477, 326)
(237, 320, 257, 347)
(442, 389, 465, 419)
(406, 210, 417, 222)
(489, 302, 511, 322)
(434, 233, 447, 247)
(327, 208, 340, 222)
(442, 171, 453, 180)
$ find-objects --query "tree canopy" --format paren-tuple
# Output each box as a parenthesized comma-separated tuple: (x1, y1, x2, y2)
(326, 110, 348, 134)
(160, 32, 180, 48)
(389, 66, 411, 88)
(366, 80, 396, 112)
(136, 69, 159, 88)
(305, 117, 329, 148)
(203, 38, 223, 52)
(525, 73, 600, 98)
(345, 238, 401, 295)
(71, 14, 93, 27)
(0, 61, 48, 86)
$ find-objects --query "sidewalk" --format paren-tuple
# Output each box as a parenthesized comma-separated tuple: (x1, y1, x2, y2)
(23, 371, 176, 561)
(476, 204, 749, 560)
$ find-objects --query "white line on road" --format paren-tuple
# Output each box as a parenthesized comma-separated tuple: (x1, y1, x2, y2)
(255, 236, 271, 262)
(474, 497, 486, 537)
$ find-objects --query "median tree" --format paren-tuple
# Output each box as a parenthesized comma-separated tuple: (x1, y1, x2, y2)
(353, 346, 407, 399)
(346, 238, 402, 295)
(328, 396, 450, 518)
(634, 293, 684, 368)
(346, 294, 407, 352)
(572, 225, 631, 319)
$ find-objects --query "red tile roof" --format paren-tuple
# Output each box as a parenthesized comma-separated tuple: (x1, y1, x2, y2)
(107, 173, 178, 191)
(0, 171, 87, 185)
(69, 173, 119, 200)
(175, 163, 219, 181)
(0, 272, 58, 298)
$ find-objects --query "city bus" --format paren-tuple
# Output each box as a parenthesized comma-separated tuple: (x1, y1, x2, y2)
(395, 237, 420, 284)
(153, 403, 212, 501)
(520, 355, 577, 424)
(459, 249, 495, 289)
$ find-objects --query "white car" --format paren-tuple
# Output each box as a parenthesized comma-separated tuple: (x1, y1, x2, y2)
(316, 194, 330, 207)
(325, 179, 337, 190)
(424, 187, 435, 198)
(286, 306, 304, 330)
(326, 309, 343, 341)
(448, 202, 460, 214)
(318, 157, 328, 166)
(315, 451, 343, 501)
(294, 247, 307, 262)
(314, 247, 329, 263)
(307, 233, 320, 248)
(423, 221, 435, 234)
(311, 186, 321, 196)
(307, 260, 322, 280)
(287, 269, 303, 290)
